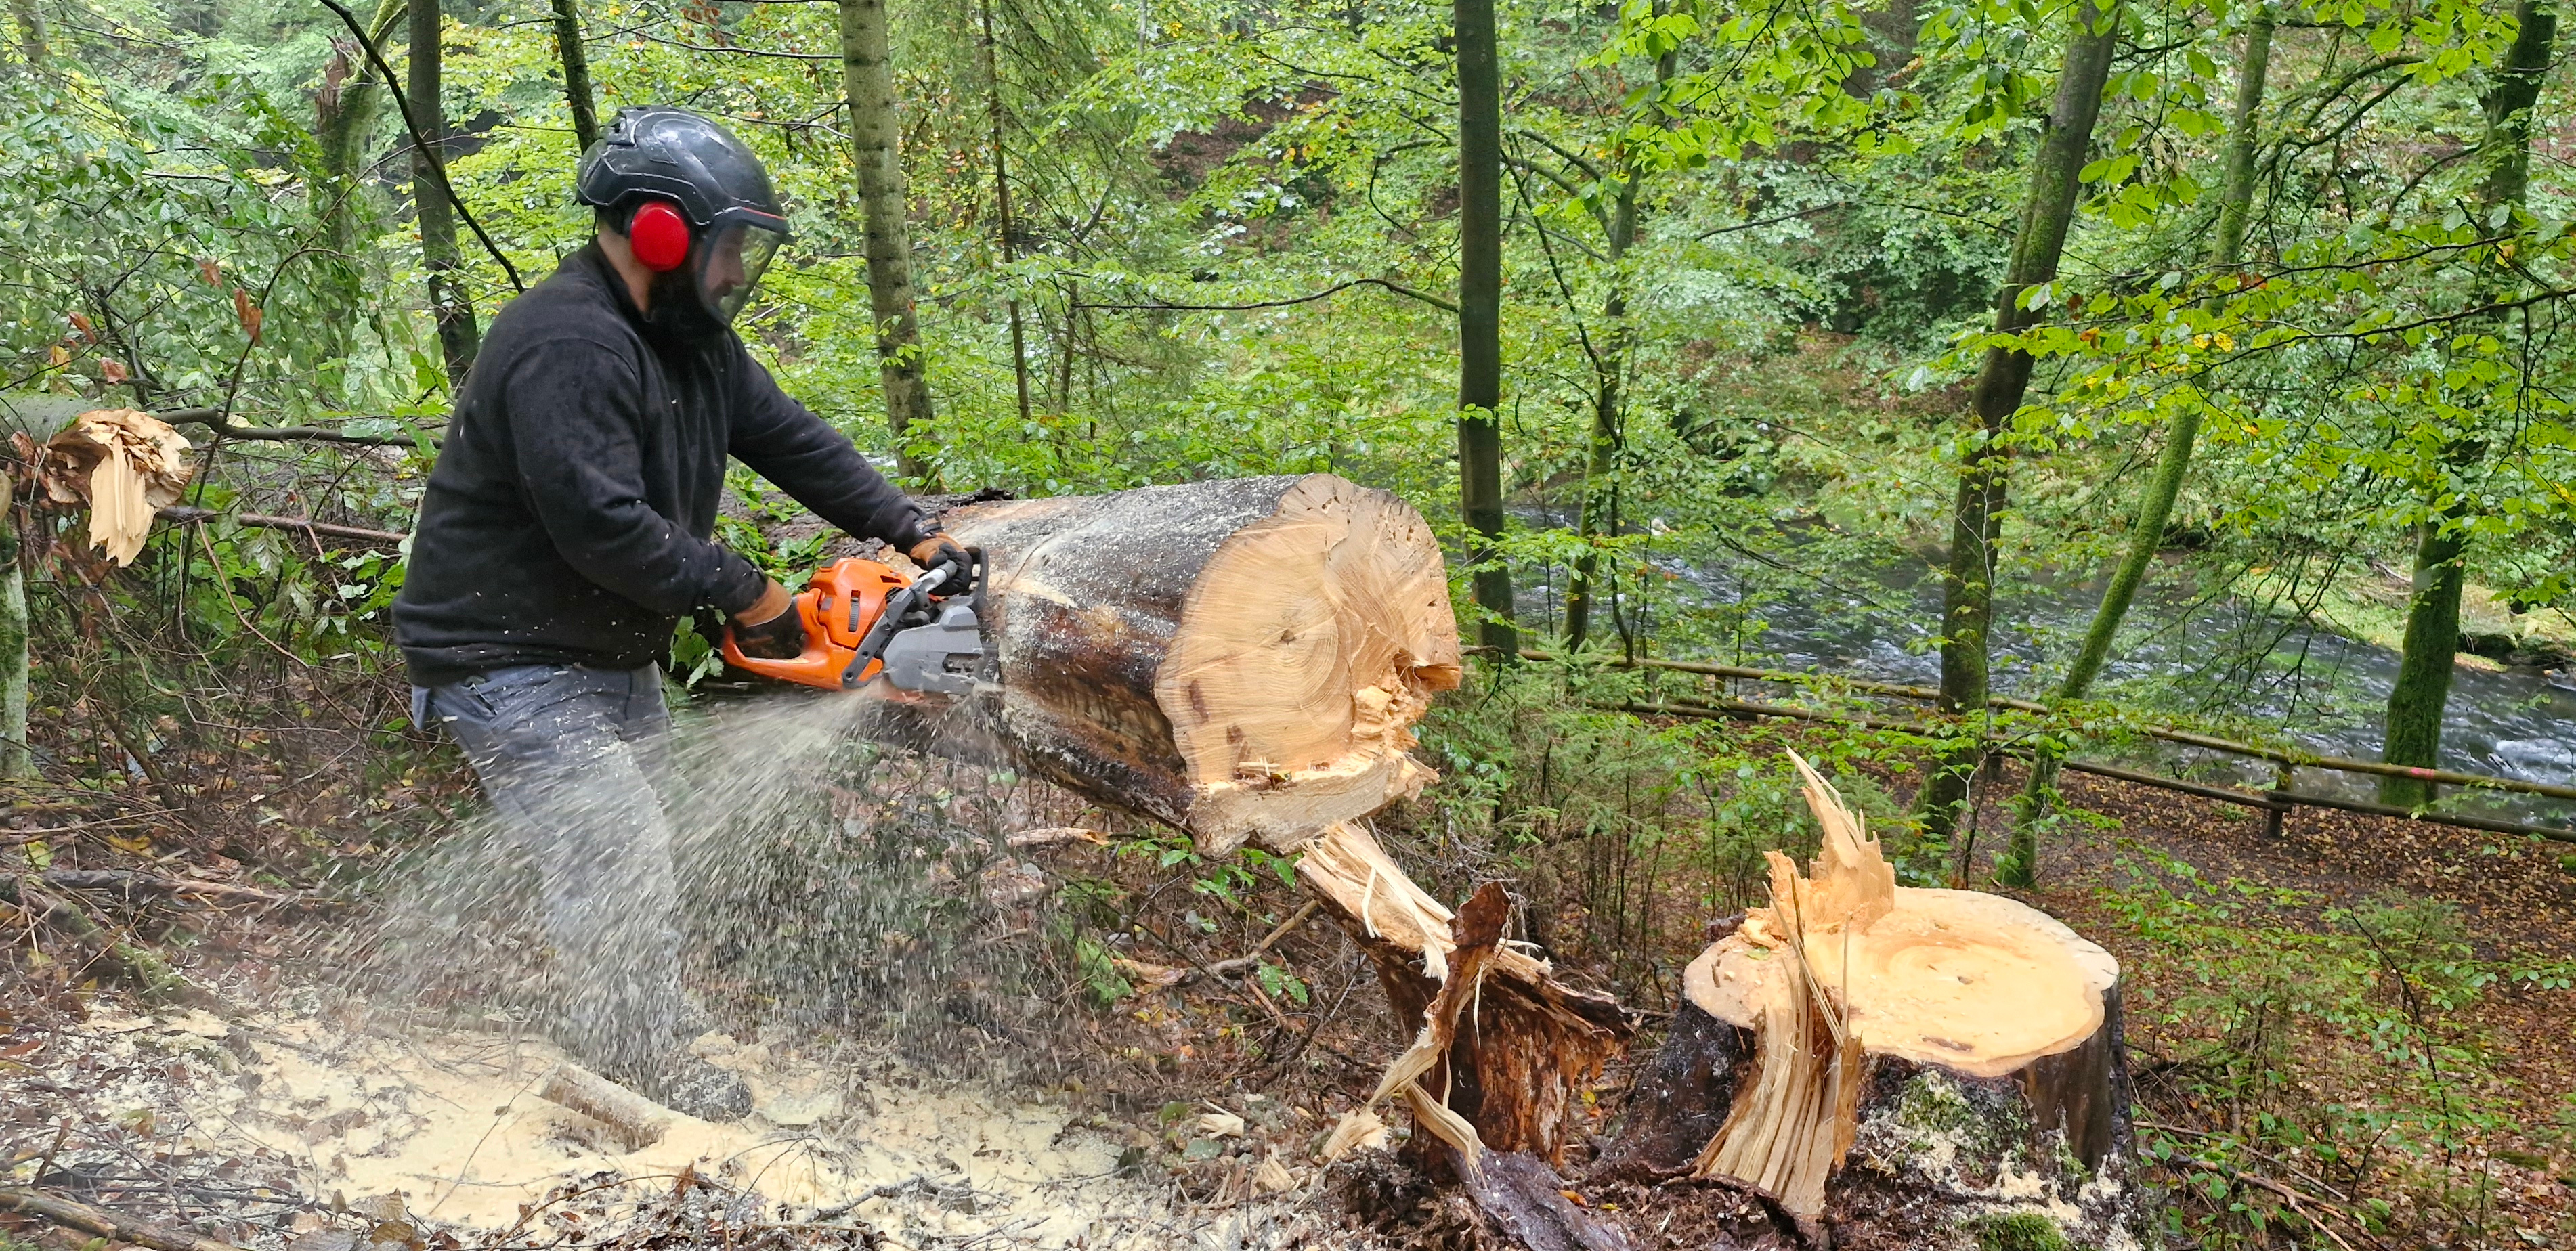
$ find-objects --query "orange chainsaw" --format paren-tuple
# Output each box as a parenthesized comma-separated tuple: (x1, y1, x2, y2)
(718, 550, 985, 694)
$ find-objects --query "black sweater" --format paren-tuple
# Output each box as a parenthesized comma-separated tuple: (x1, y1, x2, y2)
(394, 244, 924, 683)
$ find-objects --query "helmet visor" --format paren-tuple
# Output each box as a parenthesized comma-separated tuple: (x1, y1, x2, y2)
(702, 222, 786, 324)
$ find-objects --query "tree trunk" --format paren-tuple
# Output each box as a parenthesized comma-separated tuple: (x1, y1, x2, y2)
(1839, 0, 1920, 97)
(1562, 179, 1637, 653)
(1564, 31, 1673, 653)
(410, 0, 479, 389)
(11, 0, 46, 68)
(2381, 523, 2470, 806)
(1455, 0, 1514, 656)
(2378, 0, 2555, 804)
(0, 476, 29, 779)
(978, 0, 1033, 429)
(2004, 7, 2271, 883)
(1917, 0, 2122, 850)
(857, 477, 1631, 1169)
(1590, 760, 2152, 1248)
(1302, 824, 1631, 1167)
(838, 0, 936, 481)
(865, 474, 1464, 854)
(312, 0, 406, 363)
(549, 0, 599, 152)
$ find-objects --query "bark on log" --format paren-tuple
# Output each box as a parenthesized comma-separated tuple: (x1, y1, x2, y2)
(1589, 758, 2154, 1250)
(872, 473, 1463, 854)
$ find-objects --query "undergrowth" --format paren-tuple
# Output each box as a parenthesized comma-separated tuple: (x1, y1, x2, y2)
(2108, 846, 2575, 1248)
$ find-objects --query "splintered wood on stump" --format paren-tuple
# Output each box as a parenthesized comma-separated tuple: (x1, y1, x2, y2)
(1305, 822, 1631, 1168)
(873, 473, 1463, 854)
(1596, 754, 2153, 1250)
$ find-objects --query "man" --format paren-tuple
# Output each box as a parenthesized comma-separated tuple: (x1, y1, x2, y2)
(393, 106, 970, 1118)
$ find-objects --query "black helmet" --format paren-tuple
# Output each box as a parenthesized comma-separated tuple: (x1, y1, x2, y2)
(576, 106, 791, 332)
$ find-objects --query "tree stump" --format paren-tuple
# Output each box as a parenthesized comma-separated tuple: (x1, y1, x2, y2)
(873, 473, 1462, 854)
(1592, 756, 2156, 1250)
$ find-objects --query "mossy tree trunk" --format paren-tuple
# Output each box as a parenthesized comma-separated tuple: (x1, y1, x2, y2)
(1917, 0, 2124, 850)
(1562, 31, 1676, 655)
(549, 0, 599, 152)
(2004, 8, 2273, 882)
(977, 0, 1031, 428)
(410, 0, 479, 389)
(0, 477, 29, 780)
(2378, 0, 2556, 807)
(1455, 0, 1514, 656)
(839, 0, 937, 482)
(11, 0, 46, 68)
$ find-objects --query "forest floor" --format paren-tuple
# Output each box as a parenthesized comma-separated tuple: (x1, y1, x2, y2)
(5, 723, 2575, 1251)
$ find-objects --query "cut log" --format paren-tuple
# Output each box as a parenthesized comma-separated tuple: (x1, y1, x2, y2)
(539, 1061, 674, 1150)
(867, 477, 1629, 1179)
(1591, 755, 2155, 1249)
(876, 473, 1461, 855)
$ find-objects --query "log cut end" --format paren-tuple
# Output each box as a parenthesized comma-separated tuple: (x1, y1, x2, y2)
(1155, 475, 1463, 854)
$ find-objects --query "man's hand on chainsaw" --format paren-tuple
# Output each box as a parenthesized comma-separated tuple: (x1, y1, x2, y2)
(730, 579, 808, 660)
(907, 533, 977, 596)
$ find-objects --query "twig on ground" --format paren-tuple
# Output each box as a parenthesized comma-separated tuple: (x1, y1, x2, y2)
(39, 870, 314, 910)
(1208, 900, 1323, 978)
(0, 1186, 251, 1251)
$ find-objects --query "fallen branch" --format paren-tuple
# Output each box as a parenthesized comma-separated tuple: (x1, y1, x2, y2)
(0, 879, 219, 1008)
(1618, 698, 2576, 845)
(1080, 276, 1459, 315)
(0, 1186, 251, 1251)
(38, 869, 314, 909)
(156, 504, 407, 546)
(1209, 899, 1322, 978)
(1524, 648, 2576, 804)
(1002, 826, 1106, 850)
(154, 408, 432, 449)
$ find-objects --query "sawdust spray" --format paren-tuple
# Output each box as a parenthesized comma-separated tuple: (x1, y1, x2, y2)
(335, 682, 1067, 1078)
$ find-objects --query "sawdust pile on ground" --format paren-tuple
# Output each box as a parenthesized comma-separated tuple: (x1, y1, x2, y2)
(9, 1003, 1333, 1250)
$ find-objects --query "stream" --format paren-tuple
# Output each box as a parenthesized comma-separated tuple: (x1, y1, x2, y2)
(1515, 526, 2576, 830)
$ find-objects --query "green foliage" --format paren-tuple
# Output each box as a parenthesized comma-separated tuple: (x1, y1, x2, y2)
(2105, 847, 2555, 1246)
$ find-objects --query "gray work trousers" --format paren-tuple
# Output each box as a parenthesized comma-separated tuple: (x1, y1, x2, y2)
(412, 662, 687, 1079)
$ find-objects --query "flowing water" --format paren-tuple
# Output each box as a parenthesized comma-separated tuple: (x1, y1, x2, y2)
(1518, 523, 2576, 828)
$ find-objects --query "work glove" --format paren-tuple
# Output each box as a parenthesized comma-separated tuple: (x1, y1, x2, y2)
(730, 579, 807, 661)
(907, 533, 977, 598)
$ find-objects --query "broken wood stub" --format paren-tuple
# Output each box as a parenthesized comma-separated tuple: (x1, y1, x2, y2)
(1303, 826, 1633, 1169)
(1592, 755, 2155, 1249)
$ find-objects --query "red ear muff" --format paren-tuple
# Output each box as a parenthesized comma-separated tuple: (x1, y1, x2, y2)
(628, 201, 691, 272)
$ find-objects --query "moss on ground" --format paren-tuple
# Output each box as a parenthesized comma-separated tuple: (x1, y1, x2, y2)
(1972, 1210, 2073, 1251)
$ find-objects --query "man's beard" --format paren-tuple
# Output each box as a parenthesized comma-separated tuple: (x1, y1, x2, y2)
(643, 263, 729, 345)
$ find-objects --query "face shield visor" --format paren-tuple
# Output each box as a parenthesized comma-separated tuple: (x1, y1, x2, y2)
(700, 220, 786, 326)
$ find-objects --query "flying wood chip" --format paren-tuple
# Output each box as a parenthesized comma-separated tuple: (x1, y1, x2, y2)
(38, 409, 195, 566)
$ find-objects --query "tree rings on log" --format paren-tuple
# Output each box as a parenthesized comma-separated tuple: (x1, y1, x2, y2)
(1593, 755, 2155, 1250)
(908, 474, 1461, 854)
